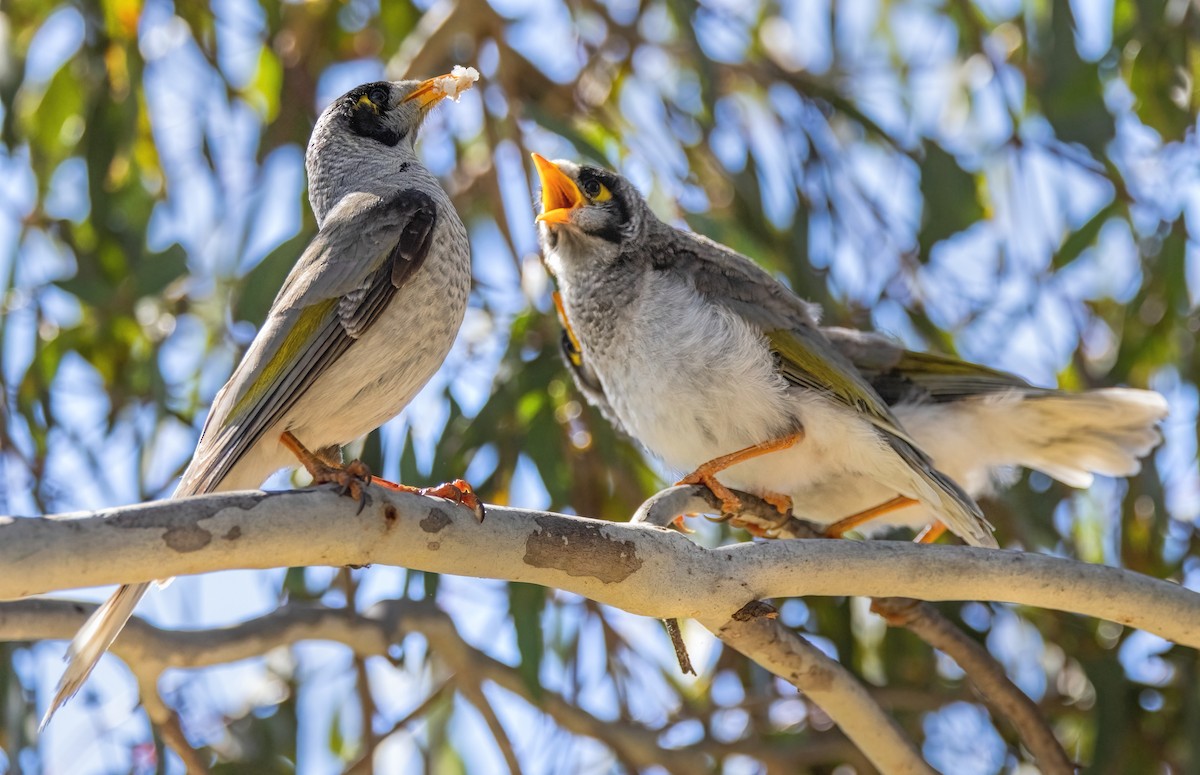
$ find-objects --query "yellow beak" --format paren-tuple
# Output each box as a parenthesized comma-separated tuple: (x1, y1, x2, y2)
(402, 71, 471, 111)
(532, 153, 585, 225)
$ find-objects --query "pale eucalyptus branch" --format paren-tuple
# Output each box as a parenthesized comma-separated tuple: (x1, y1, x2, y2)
(3, 486, 1200, 770)
(641, 484, 1076, 774)
(3, 489, 1196, 648)
(700, 602, 933, 775)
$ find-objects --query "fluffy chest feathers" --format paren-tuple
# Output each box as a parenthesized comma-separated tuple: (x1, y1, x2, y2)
(556, 264, 796, 471)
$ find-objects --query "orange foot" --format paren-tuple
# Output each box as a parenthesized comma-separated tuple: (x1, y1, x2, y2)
(280, 431, 373, 513)
(676, 431, 805, 518)
(375, 477, 485, 522)
(760, 490, 793, 515)
(677, 469, 744, 515)
(668, 513, 698, 534)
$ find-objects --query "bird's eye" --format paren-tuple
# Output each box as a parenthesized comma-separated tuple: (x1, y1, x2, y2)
(368, 86, 390, 107)
(581, 178, 612, 202)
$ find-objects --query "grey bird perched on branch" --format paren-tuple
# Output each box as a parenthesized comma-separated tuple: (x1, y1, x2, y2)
(43, 69, 482, 728)
(533, 155, 1167, 544)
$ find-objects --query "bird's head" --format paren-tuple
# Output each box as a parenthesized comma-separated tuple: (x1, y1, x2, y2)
(531, 154, 650, 264)
(306, 71, 477, 222)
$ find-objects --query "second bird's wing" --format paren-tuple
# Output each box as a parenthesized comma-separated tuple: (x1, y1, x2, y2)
(821, 326, 1037, 405)
(178, 189, 439, 495)
(660, 231, 919, 441)
(655, 230, 994, 546)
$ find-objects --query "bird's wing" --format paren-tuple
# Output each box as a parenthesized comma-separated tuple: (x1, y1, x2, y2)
(663, 231, 918, 445)
(659, 232, 992, 545)
(178, 188, 438, 495)
(821, 327, 1038, 405)
(765, 326, 920, 445)
(764, 325, 993, 546)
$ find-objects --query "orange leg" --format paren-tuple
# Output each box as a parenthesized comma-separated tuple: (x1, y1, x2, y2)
(374, 477, 485, 522)
(824, 495, 918, 538)
(914, 521, 947, 544)
(280, 433, 484, 521)
(677, 431, 805, 516)
(553, 291, 583, 357)
(281, 431, 373, 512)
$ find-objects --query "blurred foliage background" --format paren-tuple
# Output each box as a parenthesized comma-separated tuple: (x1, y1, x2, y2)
(1, 0, 1199, 772)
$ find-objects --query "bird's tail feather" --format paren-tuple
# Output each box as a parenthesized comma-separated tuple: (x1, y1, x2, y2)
(1001, 388, 1167, 488)
(40, 581, 152, 731)
(42, 462, 228, 726)
(888, 435, 997, 548)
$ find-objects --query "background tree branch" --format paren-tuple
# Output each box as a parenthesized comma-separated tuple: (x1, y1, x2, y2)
(2, 597, 831, 774)
(701, 602, 934, 775)
(643, 485, 1075, 774)
(870, 597, 1075, 774)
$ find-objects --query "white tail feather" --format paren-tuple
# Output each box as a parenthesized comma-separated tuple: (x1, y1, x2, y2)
(883, 387, 1168, 536)
(40, 581, 152, 731)
(1004, 388, 1167, 485)
(897, 387, 1168, 500)
(39, 446, 269, 726)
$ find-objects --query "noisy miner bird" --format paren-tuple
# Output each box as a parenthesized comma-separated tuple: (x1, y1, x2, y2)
(533, 155, 1168, 544)
(43, 68, 482, 727)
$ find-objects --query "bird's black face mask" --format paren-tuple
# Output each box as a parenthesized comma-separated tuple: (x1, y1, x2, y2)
(342, 82, 404, 147)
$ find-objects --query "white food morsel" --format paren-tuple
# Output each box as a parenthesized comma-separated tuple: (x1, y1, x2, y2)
(433, 66, 480, 101)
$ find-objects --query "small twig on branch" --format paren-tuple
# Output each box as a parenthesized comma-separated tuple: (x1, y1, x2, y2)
(344, 677, 456, 775)
(872, 597, 1076, 775)
(662, 618, 695, 676)
(632, 483, 824, 538)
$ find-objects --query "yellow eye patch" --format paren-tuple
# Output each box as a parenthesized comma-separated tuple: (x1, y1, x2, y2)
(356, 94, 379, 112)
(591, 183, 612, 202)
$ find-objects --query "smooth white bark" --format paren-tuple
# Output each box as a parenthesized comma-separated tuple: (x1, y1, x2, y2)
(4, 488, 1198, 647)
(6, 486, 1198, 771)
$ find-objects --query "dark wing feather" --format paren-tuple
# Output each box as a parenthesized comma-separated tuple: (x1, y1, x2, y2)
(339, 197, 436, 337)
(661, 231, 823, 331)
(648, 229, 920, 444)
(183, 189, 438, 494)
(821, 326, 1040, 406)
(647, 227, 989, 543)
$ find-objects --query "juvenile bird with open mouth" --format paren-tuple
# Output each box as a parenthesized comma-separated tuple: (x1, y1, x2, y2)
(532, 154, 1166, 545)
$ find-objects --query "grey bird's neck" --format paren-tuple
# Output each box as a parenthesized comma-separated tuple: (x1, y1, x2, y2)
(305, 133, 436, 228)
(548, 222, 679, 359)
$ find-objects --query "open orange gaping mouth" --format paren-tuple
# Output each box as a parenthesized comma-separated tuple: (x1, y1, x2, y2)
(532, 153, 584, 225)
